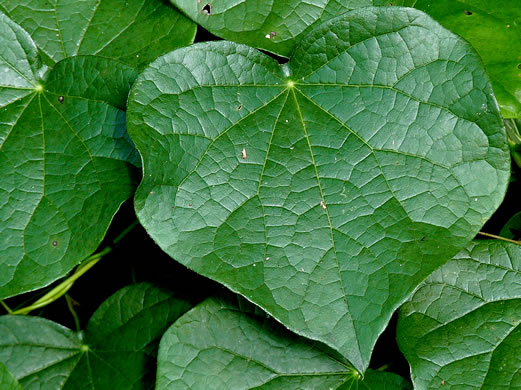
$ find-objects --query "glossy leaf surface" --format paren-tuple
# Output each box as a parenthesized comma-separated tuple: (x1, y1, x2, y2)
(397, 241, 521, 389)
(412, 0, 521, 118)
(0, 283, 193, 389)
(128, 7, 510, 371)
(169, 0, 413, 57)
(157, 296, 411, 389)
(0, 0, 196, 70)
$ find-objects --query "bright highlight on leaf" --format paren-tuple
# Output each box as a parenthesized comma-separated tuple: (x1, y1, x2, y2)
(0, 283, 193, 389)
(157, 295, 412, 390)
(397, 241, 521, 389)
(128, 7, 510, 371)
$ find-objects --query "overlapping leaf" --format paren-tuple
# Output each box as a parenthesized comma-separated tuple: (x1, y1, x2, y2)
(412, 0, 521, 118)
(128, 7, 510, 371)
(0, 0, 196, 70)
(0, 283, 193, 389)
(0, 362, 20, 390)
(169, 0, 414, 57)
(157, 296, 411, 389)
(0, 4, 196, 299)
(397, 241, 521, 389)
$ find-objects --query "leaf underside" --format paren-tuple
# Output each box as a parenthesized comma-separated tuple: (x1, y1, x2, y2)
(0, 283, 193, 389)
(128, 7, 510, 371)
(397, 241, 521, 389)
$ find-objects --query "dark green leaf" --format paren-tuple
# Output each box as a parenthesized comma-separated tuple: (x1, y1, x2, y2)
(0, 362, 21, 390)
(128, 7, 510, 371)
(397, 241, 521, 389)
(0, 283, 193, 389)
(169, 0, 413, 57)
(412, 0, 521, 118)
(157, 296, 411, 389)
(0, 26, 138, 298)
(500, 211, 521, 240)
(0, 0, 196, 69)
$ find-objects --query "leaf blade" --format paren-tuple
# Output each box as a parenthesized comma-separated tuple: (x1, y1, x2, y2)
(397, 241, 521, 389)
(128, 7, 510, 371)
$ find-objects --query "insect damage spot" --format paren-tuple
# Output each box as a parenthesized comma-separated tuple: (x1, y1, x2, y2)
(58, 96, 64, 104)
(201, 3, 211, 15)
(463, 10, 473, 15)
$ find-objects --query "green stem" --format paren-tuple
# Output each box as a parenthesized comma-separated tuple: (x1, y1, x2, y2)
(1, 300, 12, 314)
(66, 294, 81, 332)
(8, 220, 138, 316)
(478, 231, 521, 245)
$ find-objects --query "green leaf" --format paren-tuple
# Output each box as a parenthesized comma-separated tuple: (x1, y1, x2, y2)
(157, 296, 411, 389)
(412, 0, 521, 118)
(0, 15, 137, 299)
(0, 283, 193, 389)
(0, 0, 195, 299)
(500, 211, 521, 240)
(127, 7, 510, 371)
(169, 0, 413, 57)
(0, 0, 196, 70)
(397, 241, 521, 389)
(0, 362, 21, 390)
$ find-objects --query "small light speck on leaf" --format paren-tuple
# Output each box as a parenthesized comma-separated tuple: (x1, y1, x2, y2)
(265, 257, 270, 261)
(441, 380, 445, 385)
(320, 200, 327, 210)
(58, 96, 64, 104)
(265, 34, 271, 39)
(242, 148, 247, 159)
(52, 241, 58, 247)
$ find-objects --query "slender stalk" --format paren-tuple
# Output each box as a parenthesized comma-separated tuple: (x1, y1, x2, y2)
(66, 295, 81, 332)
(1, 300, 12, 314)
(8, 220, 138, 316)
(478, 231, 521, 245)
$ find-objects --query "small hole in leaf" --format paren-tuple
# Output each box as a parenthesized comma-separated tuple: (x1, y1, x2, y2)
(463, 10, 472, 15)
(52, 240, 58, 247)
(58, 96, 64, 103)
(201, 3, 211, 14)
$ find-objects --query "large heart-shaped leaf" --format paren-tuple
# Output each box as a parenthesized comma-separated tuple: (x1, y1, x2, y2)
(157, 295, 411, 389)
(169, 0, 413, 57)
(0, 0, 196, 70)
(397, 241, 521, 389)
(0, 4, 195, 299)
(0, 283, 193, 389)
(412, 1, 521, 118)
(0, 362, 20, 390)
(127, 7, 510, 371)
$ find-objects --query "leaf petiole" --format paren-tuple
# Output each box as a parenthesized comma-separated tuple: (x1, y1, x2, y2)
(478, 231, 521, 245)
(7, 220, 139, 316)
